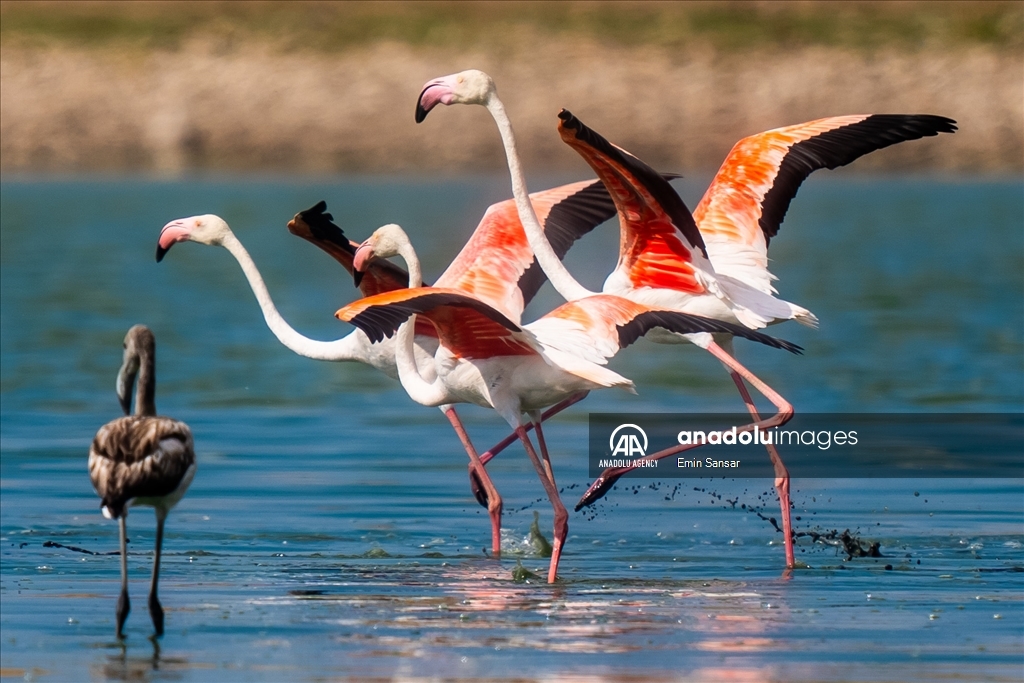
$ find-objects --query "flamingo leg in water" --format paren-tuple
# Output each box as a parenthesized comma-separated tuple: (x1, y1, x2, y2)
(576, 341, 794, 556)
(148, 511, 166, 636)
(467, 391, 589, 503)
(529, 410, 557, 487)
(514, 425, 568, 584)
(443, 407, 503, 556)
(727, 368, 795, 567)
(116, 514, 130, 639)
(712, 337, 795, 566)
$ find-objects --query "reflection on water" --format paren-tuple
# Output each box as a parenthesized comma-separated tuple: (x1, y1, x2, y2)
(93, 638, 192, 683)
(1, 176, 1022, 680)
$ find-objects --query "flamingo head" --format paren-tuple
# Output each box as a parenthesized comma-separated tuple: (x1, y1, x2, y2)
(352, 223, 410, 286)
(415, 69, 496, 123)
(156, 214, 231, 261)
(115, 324, 154, 415)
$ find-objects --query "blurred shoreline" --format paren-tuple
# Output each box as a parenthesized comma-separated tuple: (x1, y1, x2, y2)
(2, 2, 1021, 174)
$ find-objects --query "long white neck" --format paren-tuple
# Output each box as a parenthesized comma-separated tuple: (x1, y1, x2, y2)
(219, 232, 367, 362)
(396, 238, 422, 288)
(485, 95, 594, 302)
(394, 315, 448, 406)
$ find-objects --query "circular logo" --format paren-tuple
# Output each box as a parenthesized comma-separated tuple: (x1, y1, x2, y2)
(609, 423, 648, 456)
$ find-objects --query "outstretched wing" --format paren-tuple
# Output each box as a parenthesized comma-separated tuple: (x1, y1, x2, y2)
(287, 201, 417, 297)
(336, 287, 537, 359)
(695, 115, 958, 251)
(435, 180, 617, 323)
(557, 110, 711, 296)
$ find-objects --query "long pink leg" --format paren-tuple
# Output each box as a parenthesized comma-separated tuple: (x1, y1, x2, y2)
(514, 425, 568, 584)
(529, 410, 557, 487)
(576, 341, 795, 566)
(727, 369, 794, 567)
(481, 392, 589, 467)
(443, 407, 502, 556)
(467, 392, 589, 502)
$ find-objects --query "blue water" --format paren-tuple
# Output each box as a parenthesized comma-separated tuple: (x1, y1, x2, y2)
(1, 175, 1022, 681)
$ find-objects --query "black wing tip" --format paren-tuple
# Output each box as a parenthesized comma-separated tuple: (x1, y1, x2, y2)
(758, 113, 959, 245)
(294, 199, 355, 253)
(618, 310, 803, 354)
(867, 114, 958, 136)
(777, 338, 804, 355)
(297, 199, 335, 226)
(722, 324, 803, 355)
(925, 115, 958, 134)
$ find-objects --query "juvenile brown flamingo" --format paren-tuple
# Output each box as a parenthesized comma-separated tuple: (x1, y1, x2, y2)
(89, 325, 196, 639)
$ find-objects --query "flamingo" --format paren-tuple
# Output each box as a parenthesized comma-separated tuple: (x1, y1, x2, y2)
(287, 201, 599, 507)
(335, 223, 801, 583)
(557, 109, 956, 559)
(415, 69, 956, 567)
(88, 325, 196, 638)
(154, 180, 616, 554)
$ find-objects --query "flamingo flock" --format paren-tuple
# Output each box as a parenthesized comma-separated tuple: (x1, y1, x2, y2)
(92, 68, 955, 637)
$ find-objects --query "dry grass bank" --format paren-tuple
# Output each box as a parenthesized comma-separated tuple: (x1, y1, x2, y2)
(1, 2, 1021, 174)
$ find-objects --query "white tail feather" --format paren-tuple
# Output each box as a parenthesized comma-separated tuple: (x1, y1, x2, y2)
(539, 347, 635, 391)
(717, 274, 817, 330)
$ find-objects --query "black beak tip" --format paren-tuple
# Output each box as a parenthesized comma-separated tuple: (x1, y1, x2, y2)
(155, 245, 167, 263)
(353, 270, 364, 288)
(415, 102, 429, 124)
(119, 395, 131, 416)
(575, 475, 617, 510)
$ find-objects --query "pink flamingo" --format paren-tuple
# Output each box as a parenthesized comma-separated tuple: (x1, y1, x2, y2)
(335, 223, 801, 583)
(555, 110, 956, 558)
(156, 181, 615, 555)
(415, 69, 955, 566)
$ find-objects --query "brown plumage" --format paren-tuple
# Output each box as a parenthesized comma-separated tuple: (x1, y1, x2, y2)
(89, 416, 194, 520)
(88, 324, 195, 639)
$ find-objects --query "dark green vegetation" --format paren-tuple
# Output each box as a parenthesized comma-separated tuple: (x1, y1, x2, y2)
(2, 1, 1021, 53)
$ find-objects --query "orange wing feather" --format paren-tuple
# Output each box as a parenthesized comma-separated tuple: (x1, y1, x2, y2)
(694, 116, 868, 249)
(336, 287, 536, 360)
(435, 179, 605, 322)
(694, 114, 957, 250)
(557, 112, 706, 296)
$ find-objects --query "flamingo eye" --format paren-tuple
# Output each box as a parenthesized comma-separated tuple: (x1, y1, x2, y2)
(457, 76, 464, 84)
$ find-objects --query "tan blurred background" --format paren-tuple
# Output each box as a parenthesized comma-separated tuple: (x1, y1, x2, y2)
(1, 0, 1021, 175)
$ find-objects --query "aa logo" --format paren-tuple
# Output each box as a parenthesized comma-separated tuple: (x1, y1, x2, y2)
(609, 424, 648, 457)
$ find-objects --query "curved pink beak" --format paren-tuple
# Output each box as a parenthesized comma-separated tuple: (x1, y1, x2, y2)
(156, 220, 192, 262)
(415, 77, 456, 123)
(351, 240, 375, 287)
